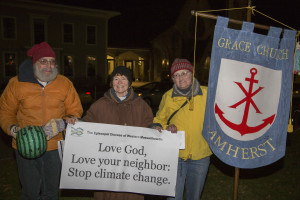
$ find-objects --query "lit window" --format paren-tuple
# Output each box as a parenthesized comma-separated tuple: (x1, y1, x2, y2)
(87, 56, 96, 77)
(107, 55, 115, 75)
(162, 59, 169, 69)
(125, 61, 133, 70)
(138, 57, 145, 78)
(4, 53, 17, 76)
(63, 55, 73, 76)
(204, 56, 210, 69)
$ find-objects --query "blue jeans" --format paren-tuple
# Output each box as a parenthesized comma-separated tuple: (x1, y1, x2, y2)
(167, 157, 210, 200)
(15, 149, 61, 200)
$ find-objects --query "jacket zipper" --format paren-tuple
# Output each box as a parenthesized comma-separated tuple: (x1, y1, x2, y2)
(42, 87, 46, 123)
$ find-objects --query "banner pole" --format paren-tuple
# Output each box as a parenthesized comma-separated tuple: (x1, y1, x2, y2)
(233, 3, 250, 200)
(233, 167, 240, 200)
(191, 12, 270, 31)
(247, 0, 252, 22)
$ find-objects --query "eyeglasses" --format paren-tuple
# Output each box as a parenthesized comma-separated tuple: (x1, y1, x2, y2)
(173, 71, 190, 79)
(38, 59, 56, 66)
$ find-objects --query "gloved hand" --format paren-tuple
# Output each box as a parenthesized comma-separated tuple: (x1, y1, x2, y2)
(42, 119, 66, 140)
(10, 124, 21, 139)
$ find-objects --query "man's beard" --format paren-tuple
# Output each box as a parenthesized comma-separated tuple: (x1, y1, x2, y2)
(33, 64, 59, 82)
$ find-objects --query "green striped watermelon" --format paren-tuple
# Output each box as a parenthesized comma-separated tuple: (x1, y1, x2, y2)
(16, 125, 47, 159)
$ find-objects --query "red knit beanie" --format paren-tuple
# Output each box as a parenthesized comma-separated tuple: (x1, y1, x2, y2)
(170, 58, 194, 77)
(27, 42, 56, 64)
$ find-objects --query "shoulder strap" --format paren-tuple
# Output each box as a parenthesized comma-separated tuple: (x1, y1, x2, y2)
(167, 98, 190, 125)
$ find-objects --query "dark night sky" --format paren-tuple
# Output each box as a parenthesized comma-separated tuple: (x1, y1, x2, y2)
(33, 0, 299, 48)
(250, 0, 299, 31)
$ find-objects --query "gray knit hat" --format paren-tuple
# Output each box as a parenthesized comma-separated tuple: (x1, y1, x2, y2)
(170, 58, 194, 77)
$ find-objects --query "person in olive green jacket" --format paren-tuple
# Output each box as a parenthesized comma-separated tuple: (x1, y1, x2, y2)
(151, 58, 212, 200)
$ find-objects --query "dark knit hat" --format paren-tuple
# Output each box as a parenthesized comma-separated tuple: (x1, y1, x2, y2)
(27, 42, 56, 64)
(111, 66, 132, 85)
(170, 58, 194, 77)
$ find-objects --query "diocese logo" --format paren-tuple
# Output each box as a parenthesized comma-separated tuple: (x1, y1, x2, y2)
(70, 127, 84, 136)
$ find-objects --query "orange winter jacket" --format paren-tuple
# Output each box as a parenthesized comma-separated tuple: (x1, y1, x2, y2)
(0, 60, 83, 151)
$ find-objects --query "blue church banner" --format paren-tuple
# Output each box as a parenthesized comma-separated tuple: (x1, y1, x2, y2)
(202, 16, 297, 168)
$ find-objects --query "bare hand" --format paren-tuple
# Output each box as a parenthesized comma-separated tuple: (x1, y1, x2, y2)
(64, 115, 78, 125)
(166, 124, 177, 133)
(153, 126, 163, 133)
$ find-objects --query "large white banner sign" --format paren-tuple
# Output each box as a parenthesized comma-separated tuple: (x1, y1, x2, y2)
(59, 122, 181, 197)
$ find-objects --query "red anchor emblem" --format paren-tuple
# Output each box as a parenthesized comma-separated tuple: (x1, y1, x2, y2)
(215, 68, 276, 136)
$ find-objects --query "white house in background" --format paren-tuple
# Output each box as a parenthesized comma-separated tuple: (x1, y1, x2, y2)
(0, 0, 119, 89)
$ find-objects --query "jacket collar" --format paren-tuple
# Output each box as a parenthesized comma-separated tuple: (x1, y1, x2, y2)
(172, 78, 203, 98)
(105, 87, 138, 103)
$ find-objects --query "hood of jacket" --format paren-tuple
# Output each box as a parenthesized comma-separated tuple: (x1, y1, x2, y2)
(18, 59, 39, 84)
(104, 87, 139, 104)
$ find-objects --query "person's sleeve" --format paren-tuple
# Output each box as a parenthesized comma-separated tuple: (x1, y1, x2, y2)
(0, 79, 19, 135)
(63, 83, 83, 118)
(151, 92, 169, 129)
(82, 102, 99, 123)
(140, 100, 154, 128)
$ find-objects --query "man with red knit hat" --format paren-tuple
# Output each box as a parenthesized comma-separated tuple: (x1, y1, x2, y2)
(0, 42, 83, 199)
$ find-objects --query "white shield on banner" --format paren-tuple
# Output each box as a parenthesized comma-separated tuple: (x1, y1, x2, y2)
(214, 58, 281, 141)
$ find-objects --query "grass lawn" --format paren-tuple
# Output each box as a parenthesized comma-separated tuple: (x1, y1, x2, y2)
(1, 128, 300, 200)
(201, 128, 300, 200)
